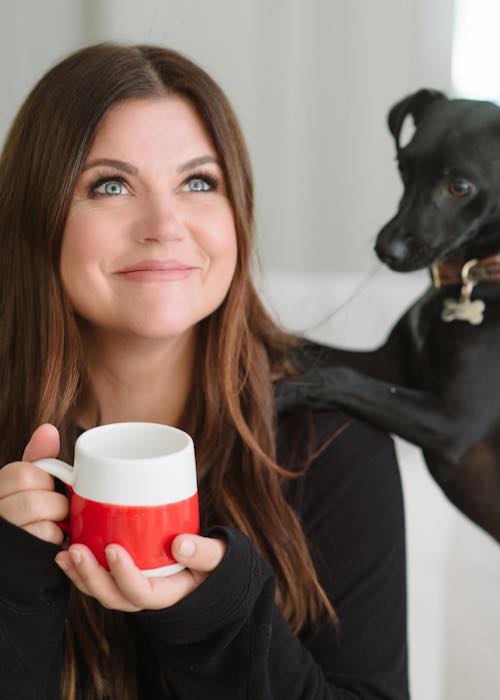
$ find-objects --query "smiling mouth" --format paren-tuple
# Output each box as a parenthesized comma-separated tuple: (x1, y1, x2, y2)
(117, 258, 195, 272)
(115, 258, 198, 281)
(117, 268, 195, 281)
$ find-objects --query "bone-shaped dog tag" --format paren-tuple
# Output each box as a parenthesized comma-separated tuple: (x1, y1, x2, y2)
(441, 297, 485, 325)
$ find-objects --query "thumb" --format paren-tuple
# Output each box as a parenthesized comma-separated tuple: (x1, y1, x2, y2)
(23, 423, 61, 462)
(172, 534, 227, 573)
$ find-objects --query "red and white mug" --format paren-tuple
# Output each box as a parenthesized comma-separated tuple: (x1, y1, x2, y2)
(32, 422, 199, 577)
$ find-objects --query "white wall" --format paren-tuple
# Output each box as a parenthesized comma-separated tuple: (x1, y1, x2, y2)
(0, 2, 85, 149)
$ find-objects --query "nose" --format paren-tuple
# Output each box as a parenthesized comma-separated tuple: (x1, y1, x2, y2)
(375, 238, 409, 266)
(135, 198, 187, 244)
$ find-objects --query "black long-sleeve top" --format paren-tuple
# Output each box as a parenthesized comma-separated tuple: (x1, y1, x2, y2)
(0, 408, 409, 699)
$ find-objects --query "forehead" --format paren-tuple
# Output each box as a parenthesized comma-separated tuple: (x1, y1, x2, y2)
(88, 96, 216, 158)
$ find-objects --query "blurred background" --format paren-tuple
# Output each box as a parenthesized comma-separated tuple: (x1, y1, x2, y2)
(1, 1, 499, 698)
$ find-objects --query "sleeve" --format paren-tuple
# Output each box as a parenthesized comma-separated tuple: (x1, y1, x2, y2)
(132, 416, 409, 700)
(0, 515, 69, 700)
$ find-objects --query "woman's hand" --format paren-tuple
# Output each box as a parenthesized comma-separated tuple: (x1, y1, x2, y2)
(0, 424, 68, 545)
(54, 534, 227, 612)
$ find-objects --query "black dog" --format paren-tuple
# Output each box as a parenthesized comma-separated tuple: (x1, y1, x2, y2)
(275, 89, 500, 542)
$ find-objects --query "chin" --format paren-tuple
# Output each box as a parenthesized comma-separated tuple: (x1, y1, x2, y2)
(127, 320, 196, 341)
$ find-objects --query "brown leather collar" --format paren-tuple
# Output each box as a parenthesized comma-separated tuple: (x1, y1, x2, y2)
(431, 254, 500, 288)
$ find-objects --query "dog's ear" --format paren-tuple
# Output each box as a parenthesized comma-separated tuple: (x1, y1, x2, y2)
(388, 88, 447, 151)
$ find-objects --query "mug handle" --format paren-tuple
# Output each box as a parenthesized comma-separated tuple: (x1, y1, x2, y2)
(31, 458, 76, 486)
(32, 459, 75, 537)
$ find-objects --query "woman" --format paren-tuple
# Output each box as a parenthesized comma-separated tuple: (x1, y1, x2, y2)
(0, 43, 409, 699)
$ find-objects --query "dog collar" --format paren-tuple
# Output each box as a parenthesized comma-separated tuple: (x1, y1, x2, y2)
(431, 254, 500, 288)
(430, 257, 498, 325)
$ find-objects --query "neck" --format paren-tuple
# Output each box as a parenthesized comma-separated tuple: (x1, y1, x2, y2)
(77, 326, 196, 430)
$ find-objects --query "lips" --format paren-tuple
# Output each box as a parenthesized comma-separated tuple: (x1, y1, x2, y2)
(117, 259, 194, 273)
(115, 258, 197, 283)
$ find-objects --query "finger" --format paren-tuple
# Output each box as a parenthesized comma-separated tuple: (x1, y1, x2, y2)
(54, 551, 93, 596)
(23, 423, 60, 463)
(24, 520, 64, 546)
(104, 545, 196, 610)
(0, 490, 69, 528)
(171, 534, 227, 573)
(64, 545, 140, 612)
(0, 461, 55, 500)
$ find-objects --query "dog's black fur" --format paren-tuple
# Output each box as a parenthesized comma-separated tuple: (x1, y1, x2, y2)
(275, 89, 500, 542)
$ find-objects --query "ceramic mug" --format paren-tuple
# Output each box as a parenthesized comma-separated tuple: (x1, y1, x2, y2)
(32, 422, 199, 577)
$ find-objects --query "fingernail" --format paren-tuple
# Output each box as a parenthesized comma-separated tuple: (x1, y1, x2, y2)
(179, 539, 195, 558)
(70, 549, 82, 566)
(106, 547, 117, 564)
(55, 555, 68, 570)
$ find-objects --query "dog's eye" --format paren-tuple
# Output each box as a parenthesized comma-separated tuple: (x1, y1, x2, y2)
(448, 178, 474, 198)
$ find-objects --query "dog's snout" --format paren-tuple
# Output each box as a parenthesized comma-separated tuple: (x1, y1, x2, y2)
(375, 238, 409, 266)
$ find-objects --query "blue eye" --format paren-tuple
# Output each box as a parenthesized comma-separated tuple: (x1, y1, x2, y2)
(182, 172, 219, 193)
(185, 177, 211, 192)
(91, 178, 129, 196)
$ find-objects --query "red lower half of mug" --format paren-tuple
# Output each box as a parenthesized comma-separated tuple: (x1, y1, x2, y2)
(68, 491, 200, 572)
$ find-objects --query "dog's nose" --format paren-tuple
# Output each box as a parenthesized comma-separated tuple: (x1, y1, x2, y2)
(375, 239, 409, 266)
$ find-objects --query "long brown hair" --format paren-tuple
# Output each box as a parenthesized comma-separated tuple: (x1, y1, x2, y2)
(0, 43, 335, 699)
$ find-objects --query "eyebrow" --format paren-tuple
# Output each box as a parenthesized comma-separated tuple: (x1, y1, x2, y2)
(82, 155, 220, 175)
(82, 158, 139, 174)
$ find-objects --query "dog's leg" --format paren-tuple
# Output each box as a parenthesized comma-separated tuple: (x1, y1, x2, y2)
(284, 364, 500, 540)
(290, 311, 414, 389)
(277, 365, 468, 459)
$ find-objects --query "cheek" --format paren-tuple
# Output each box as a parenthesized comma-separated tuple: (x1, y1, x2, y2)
(61, 210, 112, 276)
(59, 212, 110, 306)
(206, 211, 238, 273)
(217, 234, 238, 276)
(210, 235, 238, 303)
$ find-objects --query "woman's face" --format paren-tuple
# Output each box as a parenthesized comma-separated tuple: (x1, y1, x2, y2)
(60, 96, 237, 342)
